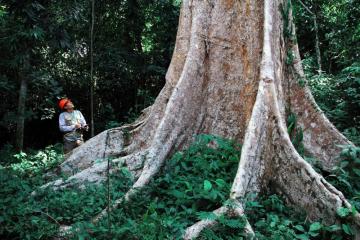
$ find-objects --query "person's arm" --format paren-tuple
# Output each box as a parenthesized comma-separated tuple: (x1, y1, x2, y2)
(59, 113, 76, 132)
(78, 111, 87, 127)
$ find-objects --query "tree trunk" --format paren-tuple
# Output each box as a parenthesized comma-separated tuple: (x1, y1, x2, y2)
(43, 0, 359, 237)
(297, 0, 322, 74)
(90, 0, 96, 137)
(313, 12, 322, 73)
(15, 58, 29, 152)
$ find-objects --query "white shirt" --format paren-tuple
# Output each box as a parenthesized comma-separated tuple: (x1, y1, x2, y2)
(59, 110, 87, 133)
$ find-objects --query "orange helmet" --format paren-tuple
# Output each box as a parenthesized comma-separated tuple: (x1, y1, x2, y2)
(58, 98, 71, 110)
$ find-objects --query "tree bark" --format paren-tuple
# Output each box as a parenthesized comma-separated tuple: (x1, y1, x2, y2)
(15, 57, 30, 152)
(314, 14, 322, 73)
(43, 0, 358, 237)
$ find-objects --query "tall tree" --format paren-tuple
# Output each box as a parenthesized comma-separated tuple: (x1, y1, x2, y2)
(293, 0, 360, 74)
(0, 0, 73, 150)
(15, 56, 30, 151)
(44, 0, 360, 237)
(297, 0, 322, 73)
(90, 0, 95, 137)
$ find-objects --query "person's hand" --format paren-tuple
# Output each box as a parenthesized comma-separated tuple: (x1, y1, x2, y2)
(75, 123, 81, 129)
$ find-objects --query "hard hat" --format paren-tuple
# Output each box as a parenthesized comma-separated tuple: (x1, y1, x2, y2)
(58, 98, 71, 110)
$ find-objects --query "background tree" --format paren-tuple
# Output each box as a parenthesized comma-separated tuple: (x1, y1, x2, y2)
(90, 0, 95, 137)
(0, 0, 75, 151)
(293, 0, 360, 73)
(293, 0, 360, 144)
(0, 0, 180, 148)
(296, 0, 322, 73)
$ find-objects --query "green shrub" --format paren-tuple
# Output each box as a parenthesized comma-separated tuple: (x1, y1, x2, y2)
(307, 62, 360, 145)
(0, 136, 359, 239)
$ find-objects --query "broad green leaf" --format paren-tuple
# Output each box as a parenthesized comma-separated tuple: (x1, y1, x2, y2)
(309, 222, 322, 232)
(309, 231, 320, 237)
(337, 207, 350, 218)
(352, 205, 359, 215)
(204, 180, 212, 191)
(294, 224, 305, 232)
(352, 168, 360, 177)
(295, 233, 309, 240)
(326, 224, 341, 232)
(215, 179, 226, 188)
(342, 223, 354, 235)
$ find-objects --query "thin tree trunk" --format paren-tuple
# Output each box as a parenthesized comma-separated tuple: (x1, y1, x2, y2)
(297, 0, 322, 73)
(90, 0, 95, 137)
(15, 57, 30, 152)
(313, 11, 322, 73)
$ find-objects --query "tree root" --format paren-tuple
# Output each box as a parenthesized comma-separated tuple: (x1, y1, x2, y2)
(288, 24, 352, 171)
(59, 128, 124, 176)
(39, 161, 108, 191)
(183, 200, 255, 240)
(91, 0, 214, 223)
(271, 115, 360, 227)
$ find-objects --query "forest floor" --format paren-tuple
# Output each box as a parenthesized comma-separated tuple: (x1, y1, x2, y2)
(0, 134, 359, 239)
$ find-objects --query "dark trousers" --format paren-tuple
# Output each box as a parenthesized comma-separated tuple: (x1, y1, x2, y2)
(63, 139, 84, 154)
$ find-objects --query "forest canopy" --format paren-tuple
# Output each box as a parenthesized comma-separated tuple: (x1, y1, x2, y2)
(0, 0, 359, 148)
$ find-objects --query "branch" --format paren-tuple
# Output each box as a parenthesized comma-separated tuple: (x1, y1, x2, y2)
(297, 0, 314, 16)
(32, 209, 61, 226)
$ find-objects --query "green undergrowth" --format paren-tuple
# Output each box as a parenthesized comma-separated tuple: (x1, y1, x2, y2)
(0, 143, 64, 177)
(326, 145, 360, 210)
(0, 135, 359, 239)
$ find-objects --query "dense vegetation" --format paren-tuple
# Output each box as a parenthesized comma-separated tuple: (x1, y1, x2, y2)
(0, 0, 359, 239)
(1, 135, 359, 239)
(293, 0, 360, 144)
(0, 0, 180, 148)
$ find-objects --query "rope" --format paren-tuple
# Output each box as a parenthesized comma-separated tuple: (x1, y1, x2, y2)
(90, 0, 95, 137)
(102, 129, 111, 237)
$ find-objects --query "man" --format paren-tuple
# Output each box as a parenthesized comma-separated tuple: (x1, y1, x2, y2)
(58, 98, 88, 154)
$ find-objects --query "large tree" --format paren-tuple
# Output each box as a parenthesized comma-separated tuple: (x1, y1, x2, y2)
(44, 0, 360, 237)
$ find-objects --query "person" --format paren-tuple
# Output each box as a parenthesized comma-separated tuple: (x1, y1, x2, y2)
(58, 98, 88, 154)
